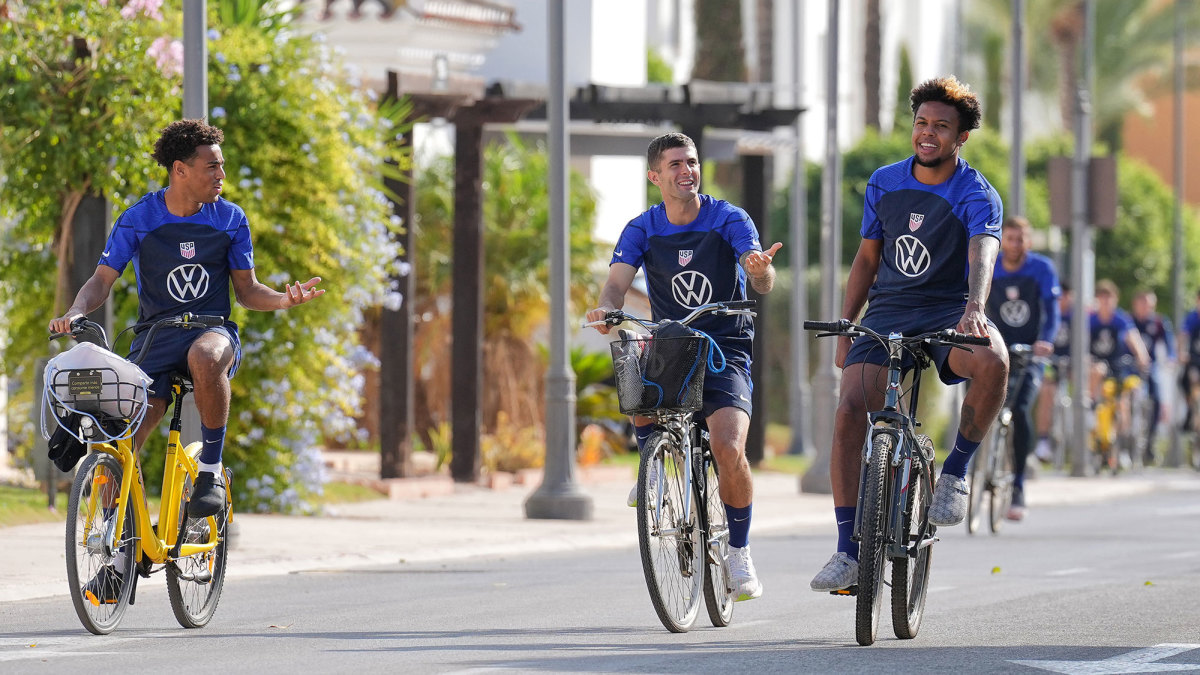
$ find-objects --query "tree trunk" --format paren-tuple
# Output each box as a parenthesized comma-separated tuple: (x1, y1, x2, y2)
(864, 0, 882, 131)
(693, 0, 747, 82)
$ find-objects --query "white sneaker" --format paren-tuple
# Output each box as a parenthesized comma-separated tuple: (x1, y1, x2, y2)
(1034, 438, 1053, 463)
(626, 462, 660, 507)
(810, 552, 858, 592)
(727, 545, 763, 601)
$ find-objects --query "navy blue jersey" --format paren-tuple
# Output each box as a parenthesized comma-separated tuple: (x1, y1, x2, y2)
(986, 252, 1061, 347)
(1053, 310, 1072, 357)
(861, 157, 1002, 308)
(611, 194, 761, 350)
(1089, 310, 1136, 368)
(100, 189, 254, 324)
(1184, 310, 1200, 360)
(1134, 314, 1175, 364)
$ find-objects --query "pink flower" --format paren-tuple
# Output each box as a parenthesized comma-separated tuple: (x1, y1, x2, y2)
(120, 0, 164, 21)
(147, 36, 184, 78)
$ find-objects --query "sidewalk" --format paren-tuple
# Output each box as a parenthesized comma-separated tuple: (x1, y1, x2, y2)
(3, 462, 1199, 604)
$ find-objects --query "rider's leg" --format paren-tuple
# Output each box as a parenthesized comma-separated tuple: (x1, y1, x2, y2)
(187, 331, 236, 517)
(132, 398, 170, 454)
(1145, 369, 1162, 461)
(941, 326, 1009, 479)
(830, 363, 887, 556)
(1034, 374, 1057, 461)
(706, 406, 761, 600)
(1009, 362, 1043, 499)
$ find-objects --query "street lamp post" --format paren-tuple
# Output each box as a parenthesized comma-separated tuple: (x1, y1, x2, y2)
(183, 0, 206, 120)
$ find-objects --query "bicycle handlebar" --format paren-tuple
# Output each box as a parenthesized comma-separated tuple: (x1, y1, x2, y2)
(803, 318, 992, 348)
(583, 299, 757, 331)
(49, 314, 225, 361)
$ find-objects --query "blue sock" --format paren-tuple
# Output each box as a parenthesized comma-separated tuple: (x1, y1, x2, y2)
(725, 503, 752, 549)
(835, 506, 858, 560)
(941, 432, 981, 479)
(199, 424, 226, 468)
(634, 423, 654, 453)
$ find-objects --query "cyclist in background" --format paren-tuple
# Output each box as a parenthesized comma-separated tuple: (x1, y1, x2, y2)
(1181, 289, 1200, 433)
(1035, 284, 1075, 463)
(984, 215, 1059, 521)
(1131, 289, 1177, 465)
(810, 77, 1008, 592)
(49, 120, 325, 519)
(1088, 280, 1150, 467)
(586, 132, 782, 602)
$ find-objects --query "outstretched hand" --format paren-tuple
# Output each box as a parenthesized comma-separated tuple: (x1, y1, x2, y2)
(743, 242, 783, 278)
(281, 277, 325, 309)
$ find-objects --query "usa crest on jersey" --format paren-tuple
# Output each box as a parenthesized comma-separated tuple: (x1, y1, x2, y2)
(678, 249, 693, 266)
(180, 241, 196, 259)
(908, 213, 925, 232)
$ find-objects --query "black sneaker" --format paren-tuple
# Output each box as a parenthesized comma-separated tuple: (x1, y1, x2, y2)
(82, 564, 124, 604)
(189, 471, 227, 519)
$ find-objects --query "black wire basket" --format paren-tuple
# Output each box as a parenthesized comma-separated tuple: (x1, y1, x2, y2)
(610, 334, 708, 416)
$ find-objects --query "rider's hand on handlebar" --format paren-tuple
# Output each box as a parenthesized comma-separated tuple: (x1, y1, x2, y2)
(1032, 340, 1054, 358)
(586, 307, 615, 335)
(48, 311, 85, 335)
(955, 304, 991, 340)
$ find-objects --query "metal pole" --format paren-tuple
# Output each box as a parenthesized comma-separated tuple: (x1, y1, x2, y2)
(1167, 0, 1187, 469)
(788, 0, 813, 457)
(526, 0, 592, 520)
(1010, 0, 1026, 217)
(183, 0, 207, 120)
(801, 0, 841, 494)
(1069, 0, 1094, 477)
(953, 0, 963, 77)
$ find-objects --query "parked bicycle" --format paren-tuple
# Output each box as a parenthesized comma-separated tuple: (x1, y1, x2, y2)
(43, 314, 232, 634)
(805, 318, 990, 646)
(966, 343, 1033, 535)
(1091, 356, 1142, 474)
(585, 299, 756, 633)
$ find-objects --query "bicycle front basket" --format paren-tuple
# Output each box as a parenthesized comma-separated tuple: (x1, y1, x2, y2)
(41, 341, 152, 443)
(610, 323, 708, 415)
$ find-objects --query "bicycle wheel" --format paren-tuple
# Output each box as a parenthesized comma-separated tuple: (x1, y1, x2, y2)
(699, 447, 734, 627)
(891, 436, 934, 639)
(965, 441, 987, 535)
(166, 471, 229, 628)
(988, 424, 1014, 534)
(637, 430, 704, 633)
(856, 432, 891, 647)
(65, 452, 138, 635)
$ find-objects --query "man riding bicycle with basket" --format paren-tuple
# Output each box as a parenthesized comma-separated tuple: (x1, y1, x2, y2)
(811, 76, 1009, 592)
(984, 215, 1060, 521)
(586, 132, 781, 603)
(49, 119, 324, 520)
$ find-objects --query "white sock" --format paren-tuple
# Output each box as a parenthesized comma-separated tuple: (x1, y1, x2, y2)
(198, 461, 222, 475)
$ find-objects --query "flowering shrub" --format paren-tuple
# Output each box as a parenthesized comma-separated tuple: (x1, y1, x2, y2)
(0, 1, 409, 513)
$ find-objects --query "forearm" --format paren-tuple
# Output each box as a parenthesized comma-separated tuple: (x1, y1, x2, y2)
(236, 284, 287, 311)
(596, 280, 627, 312)
(840, 257, 876, 321)
(966, 235, 999, 310)
(748, 265, 775, 294)
(65, 274, 112, 316)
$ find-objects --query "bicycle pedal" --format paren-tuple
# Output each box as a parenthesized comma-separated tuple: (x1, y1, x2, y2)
(830, 585, 857, 597)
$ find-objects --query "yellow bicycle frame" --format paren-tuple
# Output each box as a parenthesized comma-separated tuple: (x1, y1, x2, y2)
(84, 400, 227, 566)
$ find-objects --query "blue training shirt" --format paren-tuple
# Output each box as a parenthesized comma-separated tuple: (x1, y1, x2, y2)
(1089, 309, 1137, 368)
(1184, 310, 1200, 361)
(610, 194, 761, 351)
(861, 157, 1002, 308)
(1134, 314, 1175, 364)
(987, 252, 1061, 347)
(100, 189, 254, 324)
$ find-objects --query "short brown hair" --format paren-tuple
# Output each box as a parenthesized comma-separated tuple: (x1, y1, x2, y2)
(647, 132, 696, 170)
(1096, 279, 1119, 298)
(910, 76, 982, 133)
(152, 119, 224, 169)
(1002, 215, 1032, 232)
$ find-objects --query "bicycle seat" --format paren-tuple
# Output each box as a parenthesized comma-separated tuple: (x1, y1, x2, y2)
(169, 373, 195, 395)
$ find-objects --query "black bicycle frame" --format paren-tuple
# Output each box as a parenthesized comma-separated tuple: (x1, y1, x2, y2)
(853, 331, 932, 560)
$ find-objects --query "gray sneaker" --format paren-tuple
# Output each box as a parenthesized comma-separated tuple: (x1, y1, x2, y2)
(810, 552, 858, 592)
(929, 474, 970, 526)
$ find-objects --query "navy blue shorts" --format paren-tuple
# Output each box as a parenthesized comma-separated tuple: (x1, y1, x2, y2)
(702, 343, 753, 418)
(128, 324, 242, 400)
(844, 301, 994, 385)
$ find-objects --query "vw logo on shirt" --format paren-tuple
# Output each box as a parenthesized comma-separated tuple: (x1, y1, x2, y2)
(894, 235, 931, 278)
(671, 270, 713, 308)
(167, 264, 211, 302)
(1000, 300, 1031, 327)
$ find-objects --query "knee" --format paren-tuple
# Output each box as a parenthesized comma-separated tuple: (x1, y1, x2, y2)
(188, 342, 233, 378)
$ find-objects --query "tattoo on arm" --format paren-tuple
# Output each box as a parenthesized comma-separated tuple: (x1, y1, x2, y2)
(966, 235, 999, 306)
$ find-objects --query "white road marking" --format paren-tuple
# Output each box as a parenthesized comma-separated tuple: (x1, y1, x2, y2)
(1046, 567, 1091, 577)
(1011, 643, 1200, 674)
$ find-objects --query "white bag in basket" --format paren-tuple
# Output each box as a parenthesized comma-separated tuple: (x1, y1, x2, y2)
(44, 341, 152, 418)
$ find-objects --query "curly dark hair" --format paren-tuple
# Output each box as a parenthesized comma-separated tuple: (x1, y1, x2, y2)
(151, 119, 224, 169)
(910, 76, 982, 133)
(646, 132, 696, 170)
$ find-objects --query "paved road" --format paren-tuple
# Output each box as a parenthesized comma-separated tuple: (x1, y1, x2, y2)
(2, 479, 1198, 673)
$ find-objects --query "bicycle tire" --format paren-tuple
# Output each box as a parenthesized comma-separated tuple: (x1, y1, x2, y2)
(65, 452, 138, 635)
(891, 436, 934, 639)
(855, 432, 891, 647)
(699, 444, 734, 627)
(166, 472, 229, 628)
(637, 430, 703, 633)
(988, 424, 1014, 534)
(965, 441, 987, 535)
